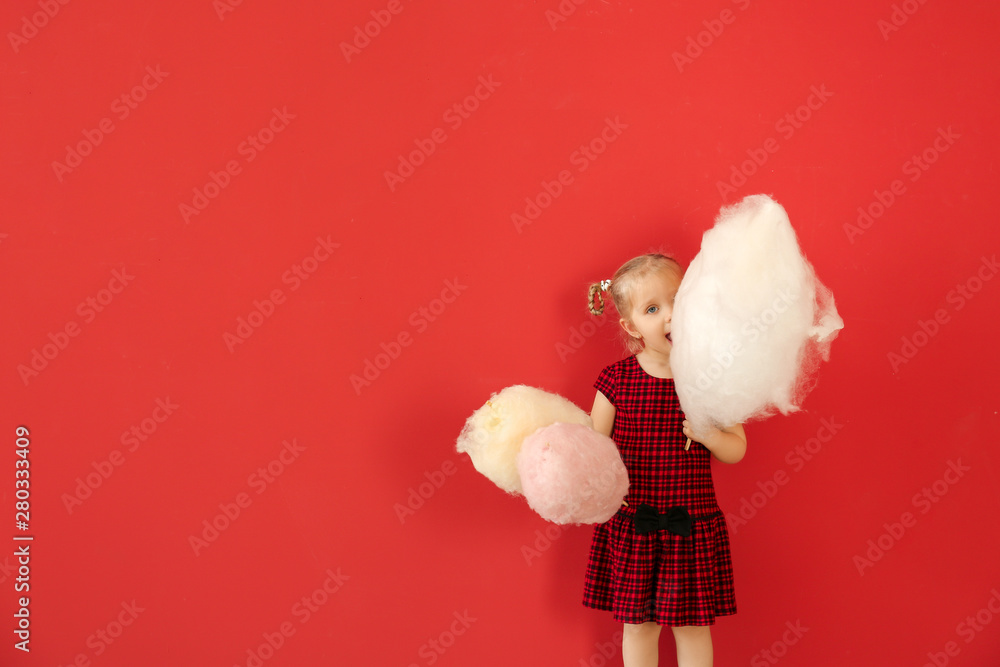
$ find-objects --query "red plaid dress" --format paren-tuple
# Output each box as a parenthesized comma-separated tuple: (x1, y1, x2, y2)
(582, 355, 737, 626)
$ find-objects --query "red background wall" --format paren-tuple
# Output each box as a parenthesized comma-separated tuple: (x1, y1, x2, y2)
(2, 1, 999, 665)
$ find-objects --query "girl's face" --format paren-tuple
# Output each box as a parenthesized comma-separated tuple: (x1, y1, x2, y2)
(622, 269, 682, 354)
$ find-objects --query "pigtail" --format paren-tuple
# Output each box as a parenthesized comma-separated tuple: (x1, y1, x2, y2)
(588, 279, 612, 316)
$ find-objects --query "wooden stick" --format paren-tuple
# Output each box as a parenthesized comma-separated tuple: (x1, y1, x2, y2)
(684, 437, 691, 451)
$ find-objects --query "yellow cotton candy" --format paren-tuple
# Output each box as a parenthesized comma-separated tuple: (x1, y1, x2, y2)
(455, 385, 592, 495)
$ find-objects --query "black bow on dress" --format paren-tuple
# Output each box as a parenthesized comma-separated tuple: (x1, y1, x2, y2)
(632, 504, 693, 537)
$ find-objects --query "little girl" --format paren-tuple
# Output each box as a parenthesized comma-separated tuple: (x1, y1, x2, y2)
(582, 253, 747, 667)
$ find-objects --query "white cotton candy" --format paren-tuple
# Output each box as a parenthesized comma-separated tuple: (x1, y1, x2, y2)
(517, 423, 629, 525)
(455, 385, 592, 495)
(670, 194, 844, 435)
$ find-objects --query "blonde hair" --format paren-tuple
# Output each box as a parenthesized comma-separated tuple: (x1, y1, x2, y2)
(588, 253, 684, 354)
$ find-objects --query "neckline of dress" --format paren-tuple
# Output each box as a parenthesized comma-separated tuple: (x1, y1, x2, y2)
(629, 354, 675, 381)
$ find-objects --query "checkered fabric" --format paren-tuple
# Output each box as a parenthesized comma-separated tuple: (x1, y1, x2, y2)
(582, 355, 737, 626)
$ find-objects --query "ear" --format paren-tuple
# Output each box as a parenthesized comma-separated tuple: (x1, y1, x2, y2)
(619, 317, 641, 340)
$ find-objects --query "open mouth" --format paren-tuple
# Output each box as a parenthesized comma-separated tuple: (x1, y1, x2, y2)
(665, 333, 672, 343)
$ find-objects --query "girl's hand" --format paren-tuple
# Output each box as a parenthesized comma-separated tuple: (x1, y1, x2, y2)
(682, 419, 717, 444)
(682, 420, 747, 464)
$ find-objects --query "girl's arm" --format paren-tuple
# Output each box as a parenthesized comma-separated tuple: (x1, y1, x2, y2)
(683, 421, 747, 464)
(591, 391, 615, 437)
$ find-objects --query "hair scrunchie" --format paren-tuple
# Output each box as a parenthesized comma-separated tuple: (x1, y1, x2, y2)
(588, 279, 612, 316)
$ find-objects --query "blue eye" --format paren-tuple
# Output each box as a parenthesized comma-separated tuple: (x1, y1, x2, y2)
(646, 305, 658, 314)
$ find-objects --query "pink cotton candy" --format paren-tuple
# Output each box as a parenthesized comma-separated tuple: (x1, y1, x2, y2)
(517, 423, 629, 525)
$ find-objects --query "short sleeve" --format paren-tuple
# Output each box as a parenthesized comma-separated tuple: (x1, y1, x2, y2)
(593, 362, 618, 406)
